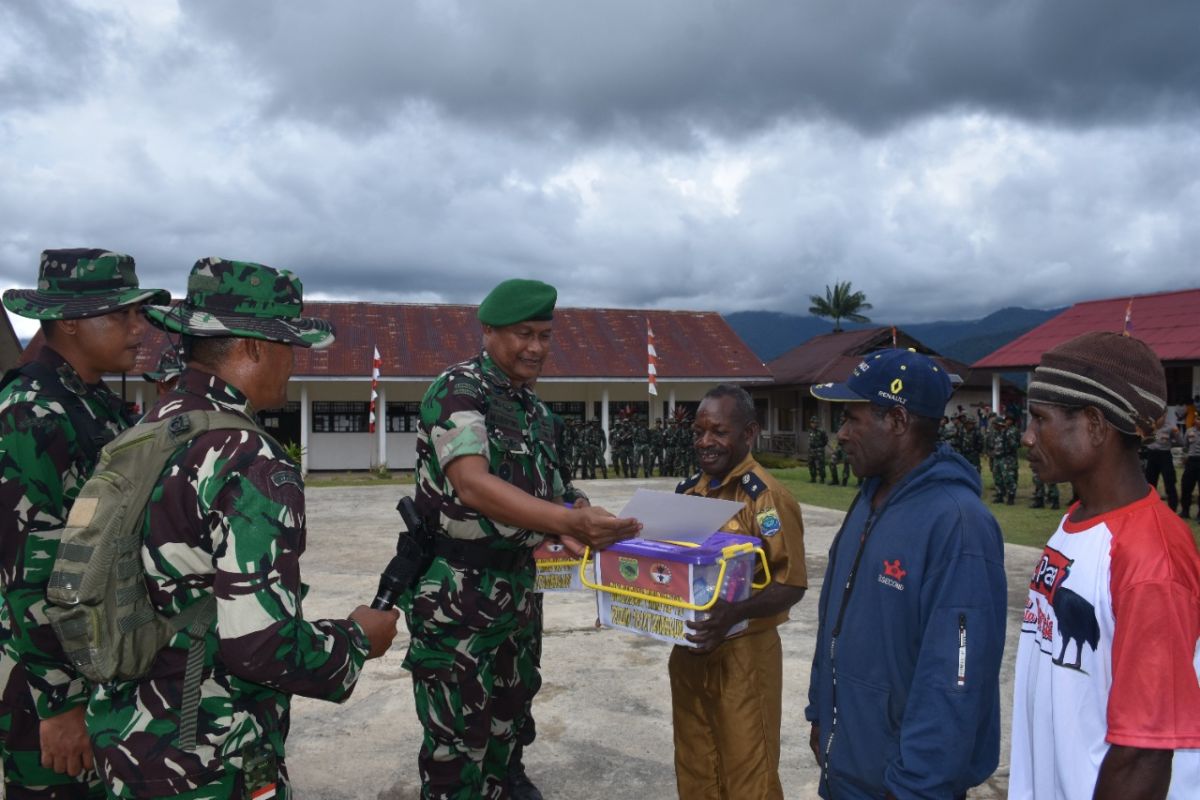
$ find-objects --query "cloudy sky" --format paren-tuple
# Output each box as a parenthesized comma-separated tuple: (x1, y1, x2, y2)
(2, 0, 1198, 340)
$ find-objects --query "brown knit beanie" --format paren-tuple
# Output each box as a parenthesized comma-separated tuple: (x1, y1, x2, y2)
(1027, 331, 1166, 436)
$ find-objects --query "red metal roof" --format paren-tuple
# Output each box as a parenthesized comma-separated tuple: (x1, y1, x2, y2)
(23, 302, 768, 381)
(972, 288, 1200, 370)
(765, 326, 996, 391)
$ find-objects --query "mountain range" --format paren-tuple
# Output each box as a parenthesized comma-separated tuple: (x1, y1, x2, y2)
(724, 306, 1065, 366)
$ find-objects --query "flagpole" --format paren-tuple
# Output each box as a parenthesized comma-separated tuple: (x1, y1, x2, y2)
(647, 319, 658, 421)
(369, 346, 382, 469)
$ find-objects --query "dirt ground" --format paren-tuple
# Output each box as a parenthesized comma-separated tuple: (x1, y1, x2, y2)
(287, 478, 1037, 799)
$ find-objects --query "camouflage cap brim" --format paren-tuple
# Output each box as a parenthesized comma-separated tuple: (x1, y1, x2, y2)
(2, 286, 171, 320)
(144, 303, 335, 349)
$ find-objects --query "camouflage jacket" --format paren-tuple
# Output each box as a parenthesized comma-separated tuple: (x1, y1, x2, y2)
(413, 351, 564, 550)
(87, 368, 369, 798)
(992, 424, 1021, 458)
(0, 345, 133, 720)
(808, 428, 829, 452)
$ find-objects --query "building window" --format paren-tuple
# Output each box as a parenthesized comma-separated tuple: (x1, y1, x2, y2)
(546, 401, 585, 422)
(387, 402, 421, 433)
(312, 401, 370, 433)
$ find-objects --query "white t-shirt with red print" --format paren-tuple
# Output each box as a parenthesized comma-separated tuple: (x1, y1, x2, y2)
(1009, 489, 1200, 800)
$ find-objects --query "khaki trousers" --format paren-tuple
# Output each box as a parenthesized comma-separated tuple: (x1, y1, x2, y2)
(668, 627, 784, 800)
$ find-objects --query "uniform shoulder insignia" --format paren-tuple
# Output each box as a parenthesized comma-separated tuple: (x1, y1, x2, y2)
(740, 470, 767, 499)
(675, 472, 701, 494)
(271, 468, 303, 489)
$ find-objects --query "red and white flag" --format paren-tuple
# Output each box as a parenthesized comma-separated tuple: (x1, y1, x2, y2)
(647, 320, 658, 396)
(369, 346, 382, 433)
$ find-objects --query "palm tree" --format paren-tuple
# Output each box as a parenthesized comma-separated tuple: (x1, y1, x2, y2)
(808, 281, 873, 332)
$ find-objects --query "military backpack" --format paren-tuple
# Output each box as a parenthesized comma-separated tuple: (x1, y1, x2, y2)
(47, 409, 270, 748)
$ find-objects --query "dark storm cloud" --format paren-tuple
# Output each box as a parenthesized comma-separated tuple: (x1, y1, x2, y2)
(179, 0, 1200, 136)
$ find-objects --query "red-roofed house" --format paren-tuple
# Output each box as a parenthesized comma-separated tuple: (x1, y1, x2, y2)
(973, 288, 1200, 415)
(751, 327, 1014, 455)
(23, 302, 768, 471)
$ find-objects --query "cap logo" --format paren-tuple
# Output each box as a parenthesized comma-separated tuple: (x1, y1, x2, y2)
(890, 378, 904, 394)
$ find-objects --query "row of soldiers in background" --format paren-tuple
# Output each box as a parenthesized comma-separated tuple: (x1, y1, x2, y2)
(807, 409, 1062, 508)
(611, 415, 697, 478)
(942, 409, 1061, 508)
(557, 415, 699, 480)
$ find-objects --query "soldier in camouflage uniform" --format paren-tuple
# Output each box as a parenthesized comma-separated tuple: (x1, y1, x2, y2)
(558, 420, 577, 480)
(0, 249, 168, 799)
(588, 419, 608, 479)
(652, 419, 672, 474)
(991, 412, 1021, 505)
(634, 418, 652, 477)
(1029, 476, 1060, 509)
(806, 416, 828, 483)
(84, 258, 399, 798)
(402, 278, 639, 799)
(611, 417, 634, 477)
(959, 415, 984, 474)
(139, 344, 184, 409)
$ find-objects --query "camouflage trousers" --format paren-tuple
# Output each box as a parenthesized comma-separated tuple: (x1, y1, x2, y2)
(994, 456, 1018, 501)
(403, 557, 539, 800)
(808, 454, 826, 483)
(635, 447, 654, 478)
(513, 593, 543, 761)
(0, 600, 104, 799)
(1031, 477, 1060, 506)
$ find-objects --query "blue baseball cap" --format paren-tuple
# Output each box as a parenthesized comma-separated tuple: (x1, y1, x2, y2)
(810, 349, 955, 419)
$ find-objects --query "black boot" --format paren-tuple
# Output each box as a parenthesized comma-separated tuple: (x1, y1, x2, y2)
(508, 764, 544, 800)
(1050, 500, 1060, 510)
(1029, 499, 1044, 509)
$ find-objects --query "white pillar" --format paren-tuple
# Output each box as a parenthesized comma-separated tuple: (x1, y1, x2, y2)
(601, 387, 610, 464)
(134, 387, 145, 416)
(991, 373, 1000, 413)
(668, 388, 676, 418)
(376, 383, 387, 469)
(300, 382, 310, 475)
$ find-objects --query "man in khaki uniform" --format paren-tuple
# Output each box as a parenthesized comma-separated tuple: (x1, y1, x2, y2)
(670, 383, 808, 799)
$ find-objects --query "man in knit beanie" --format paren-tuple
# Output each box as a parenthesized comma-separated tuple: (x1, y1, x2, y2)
(1009, 331, 1200, 799)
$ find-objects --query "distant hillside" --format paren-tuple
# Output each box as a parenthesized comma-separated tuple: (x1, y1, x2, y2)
(724, 306, 1064, 364)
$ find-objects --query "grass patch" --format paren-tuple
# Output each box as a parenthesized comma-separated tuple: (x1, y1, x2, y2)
(306, 470, 415, 488)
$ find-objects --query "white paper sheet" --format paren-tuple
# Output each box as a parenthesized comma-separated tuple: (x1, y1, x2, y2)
(616, 488, 744, 544)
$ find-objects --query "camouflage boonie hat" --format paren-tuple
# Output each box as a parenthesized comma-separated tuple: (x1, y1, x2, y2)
(2, 248, 169, 320)
(142, 346, 184, 383)
(144, 258, 334, 349)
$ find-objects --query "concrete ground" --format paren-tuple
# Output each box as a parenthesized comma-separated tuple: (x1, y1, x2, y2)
(288, 478, 1038, 799)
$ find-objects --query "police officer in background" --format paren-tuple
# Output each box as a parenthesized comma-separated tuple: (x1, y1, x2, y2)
(0, 249, 168, 798)
(402, 278, 640, 799)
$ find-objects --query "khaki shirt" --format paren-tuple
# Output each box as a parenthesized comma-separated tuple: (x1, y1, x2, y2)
(678, 452, 807, 634)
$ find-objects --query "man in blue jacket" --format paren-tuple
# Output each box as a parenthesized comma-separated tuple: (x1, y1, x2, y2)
(806, 349, 1007, 799)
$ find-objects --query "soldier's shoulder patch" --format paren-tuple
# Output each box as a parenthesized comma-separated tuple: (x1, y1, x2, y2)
(755, 508, 782, 537)
(675, 472, 701, 495)
(271, 467, 303, 490)
(451, 376, 485, 400)
(739, 470, 767, 500)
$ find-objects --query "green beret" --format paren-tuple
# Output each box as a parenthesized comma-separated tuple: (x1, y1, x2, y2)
(477, 278, 557, 326)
